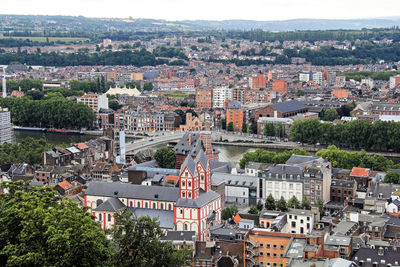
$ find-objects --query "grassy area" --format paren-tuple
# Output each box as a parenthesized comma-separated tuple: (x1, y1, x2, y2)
(0, 36, 89, 42)
(160, 90, 188, 98)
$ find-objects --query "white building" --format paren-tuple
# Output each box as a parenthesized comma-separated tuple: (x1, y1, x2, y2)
(77, 93, 109, 113)
(361, 78, 375, 89)
(299, 72, 310, 82)
(311, 71, 323, 85)
(0, 107, 12, 144)
(282, 209, 314, 234)
(258, 164, 303, 202)
(213, 86, 232, 108)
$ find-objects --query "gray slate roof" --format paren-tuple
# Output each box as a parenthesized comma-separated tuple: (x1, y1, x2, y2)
(195, 149, 208, 170)
(180, 155, 197, 177)
(85, 181, 179, 202)
(175, 190, 220, 208)
(128, 207, 174, 229)
(93, 197, 126, 212)
(270, 100, 307, 114)
(161, 231, 196, 241)
(212, 173, 257, 188)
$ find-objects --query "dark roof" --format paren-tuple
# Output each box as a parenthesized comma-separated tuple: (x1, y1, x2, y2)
(195, 149, 208, 170)
(127, 207, 174, 229)
(270, 100, 307, 114)
(227, 100, 241, 110)
(352, 247, 400, 265)
(331, 179, 354, 188)
(175, 190, 220, 208)
(161, 231, 196, 241)
(180, 155, 197, 177)
(85, 181, 179, 202)
(93, 197, 125, 212)
(285, 154, 320, 165)
(210, 226, 238, 241)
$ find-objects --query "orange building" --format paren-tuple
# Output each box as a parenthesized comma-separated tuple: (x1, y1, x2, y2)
(245, 229, 304, 267)
(196, 87, 213, 109)
(332, 89, 349, 99)
(131, 73, 143, 81)
(226, 101, 244, 133)
(272, 80, 287, 94)
(251, 74, 266, 88)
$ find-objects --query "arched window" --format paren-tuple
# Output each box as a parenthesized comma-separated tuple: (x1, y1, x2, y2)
(137, 202, 141, 208)
(184, 223, 188, 230)
(160, 203, 164, 209)
(108, 214, 112, 222)
(168, 204, 172, 210)
(96, 199, 103, 207)
(98, 214, 102, 221)
(153, 203, 156, 209)
(145, 202, 148, 208)
(130, 201, 133, 207)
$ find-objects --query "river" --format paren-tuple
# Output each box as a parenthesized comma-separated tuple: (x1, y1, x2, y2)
(13, 131, 253, 166)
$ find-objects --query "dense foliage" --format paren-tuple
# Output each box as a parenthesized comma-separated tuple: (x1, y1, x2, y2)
(316, 145, 399, 171)
(239, 148, 310, 169)
(0, 97, 95, 128)
(0, 49, 185, 67)
(0, 138, 51, 165)
(222, 205, 239, 220)
(154, 147, 176, 169)
(112, 212, 192, 267)
(0, 181, 113, 266)
(383, 171, 400, 184)
(290, 119, 400, 152)
(343, 70, 400, 81)
(152, 46, 188, 60)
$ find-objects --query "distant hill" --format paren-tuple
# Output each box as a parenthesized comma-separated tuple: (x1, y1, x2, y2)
(1, 14, 400, 32)
(182, 18, 400, 31)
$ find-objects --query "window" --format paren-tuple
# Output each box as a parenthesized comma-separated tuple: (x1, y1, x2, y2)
(130, 201, 133, 207)
(307, 217, 310, 221)
(182, 192, 186, 198)
(273, 244, 277, 249)
(98, 214, 102, 221)
(300, 219, 304, 224)
(188, 182, 192, 187)
(137, 202, 140, 208)
(180, 209, 183, 214)
(188, 193, 192, 198)
(182, 181, 186, 187)
(168, 204, 172, 210)
(260, 252, 264, 256)
(273, 253, 277, 257)
(160, 203, 164, 209)
(266, 253, 270, 257)
(267, 244, 271, 248)
(184, 224, 188, 230)
(260, 243, 264, 247)
(289, 215, 292, 219)
(292, 221, 296, 227)
(153, 203, 156, 209)
(280, 245, 284, 250)
(201, 175, 204, 181)
(108, 214, 111, 222)
(145, 202, 148, 208)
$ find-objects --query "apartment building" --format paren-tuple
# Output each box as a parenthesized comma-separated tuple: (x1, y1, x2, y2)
(0, 107, 12, 144)
(282, 209, 314, 235)
(271, 80, 287, 94)
(213, 86, 232, 108)
(250, 74, 266, 88)
(77, 93, 109, 113)
(195, 87, 213, 109)
(226, 100, 244, 133)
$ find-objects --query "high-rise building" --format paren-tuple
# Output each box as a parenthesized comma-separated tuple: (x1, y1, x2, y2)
(77, 93, 109, 113)
(226, 101, 244, 133)
(311, 71, 323, 85)
(250, 74, 266, 88)
(2, 68, 6, 98)
(271, 80, 287, 94)
(212, 86, 232, 108)
(195, 87, 213, 109)
(389, 75, 400, 89)
(0, 107, 12, 144)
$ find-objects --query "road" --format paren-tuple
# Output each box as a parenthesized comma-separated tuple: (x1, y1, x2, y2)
(125, 132, 185, 153)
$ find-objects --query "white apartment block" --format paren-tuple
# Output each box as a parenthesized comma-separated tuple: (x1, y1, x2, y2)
(299, 72, 310, 82)
(77, 93, 109, 113)
(282, 209, 314, 235)
(213, 86, 232, 108)
(311, 71, 323, 85)
(0, 107, 12, 144)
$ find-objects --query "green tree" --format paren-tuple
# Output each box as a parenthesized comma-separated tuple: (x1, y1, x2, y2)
(295, 90, 305, 97)
(316, 199, 325, 216)
(221, 118, 227, 130)
(383, 171, 400, 184)
(242, 121, 247, 133)
(222, 206, 238, 220)
(264, 122, 275, 136)
(250, 121, 258, 134)
(301, 197, 311, 210)
(265, 194, 276, 210)
(113, 211, 191, 267)
(143, 82, 154, 91)
(109, 100, 122, 111)
(323, 108, 339, 121)
(227, 122, 234, 132)
(0, 181, 112, 266)
(287, 196, 301, 209)
(248, 205, 259, 214)
(154, 147, 176, 169)
(276, 197, 288, 212)
(257, 200, 263, 211)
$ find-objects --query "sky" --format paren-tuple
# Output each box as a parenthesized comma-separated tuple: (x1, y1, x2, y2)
(1, 0, 400, 21)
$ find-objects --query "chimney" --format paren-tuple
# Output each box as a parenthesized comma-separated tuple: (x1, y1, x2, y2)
(378, 247, 384, 256)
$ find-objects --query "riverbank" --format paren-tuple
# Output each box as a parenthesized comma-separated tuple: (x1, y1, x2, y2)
(212, 141, 400, 161)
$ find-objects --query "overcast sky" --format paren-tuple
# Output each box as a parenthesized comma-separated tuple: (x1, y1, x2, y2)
(2, 0, 400, 21)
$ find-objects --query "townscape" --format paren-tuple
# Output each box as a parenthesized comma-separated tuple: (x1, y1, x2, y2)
(2, 11, 400, 267)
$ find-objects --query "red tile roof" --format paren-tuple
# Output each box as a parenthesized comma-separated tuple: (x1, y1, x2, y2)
(350, 167, 370, 177)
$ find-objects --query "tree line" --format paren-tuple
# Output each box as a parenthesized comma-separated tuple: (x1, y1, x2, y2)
(290, 119, 400, 152)
(0, 48, 186, 67)
(0, 181, 191, 267)
(239, 148, 310, 169)
(0, 97, 95, 128)
(0, 138, 52, 165)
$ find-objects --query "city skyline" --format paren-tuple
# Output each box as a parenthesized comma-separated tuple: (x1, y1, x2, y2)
(2, 0, 400, 21)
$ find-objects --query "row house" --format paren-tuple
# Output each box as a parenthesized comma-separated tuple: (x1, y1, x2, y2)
(124, 110, 180, 132)
(330, 179, 356, 202)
